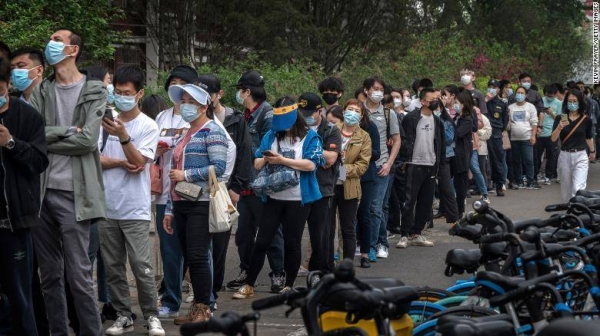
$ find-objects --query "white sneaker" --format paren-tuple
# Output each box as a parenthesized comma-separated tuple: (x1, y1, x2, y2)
(502, 184, 506, 191)
(105, 316, 134, 335)
(147, 316, 165, 336)
(185, 282, 194, 303)
(376, 245, 389, 258)
(355, 246, 361, 256)
(396, 237, 408, 249)
(157, 306, 179, 318)
(410, 235, 434, 247)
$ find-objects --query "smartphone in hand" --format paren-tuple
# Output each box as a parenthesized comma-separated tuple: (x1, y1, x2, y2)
(262, 150, 276, 157)
(103, 108, 114, 122)
(561, 114, 568, 122)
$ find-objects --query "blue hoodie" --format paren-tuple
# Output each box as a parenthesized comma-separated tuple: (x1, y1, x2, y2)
(255, 129, 323, 205)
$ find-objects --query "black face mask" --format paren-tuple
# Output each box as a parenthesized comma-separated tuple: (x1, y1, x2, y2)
(428, 100, 439, 111)
(322, 93, 338, 105)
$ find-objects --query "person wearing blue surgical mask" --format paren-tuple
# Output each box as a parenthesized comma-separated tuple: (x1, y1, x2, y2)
(509, 72, 545, 115)
(10, 47, 45, 103)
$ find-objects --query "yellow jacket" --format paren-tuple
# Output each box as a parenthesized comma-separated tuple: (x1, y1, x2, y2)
(336, 123, 372, 200)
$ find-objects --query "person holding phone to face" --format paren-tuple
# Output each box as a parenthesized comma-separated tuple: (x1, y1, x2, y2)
(552, 89, 595, 202)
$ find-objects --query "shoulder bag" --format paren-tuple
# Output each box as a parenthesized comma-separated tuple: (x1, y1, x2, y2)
(208, 165, 239, 233)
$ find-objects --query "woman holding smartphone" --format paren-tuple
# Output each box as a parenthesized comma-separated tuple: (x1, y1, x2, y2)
(551, 89, 595, 202)
(233, 96, 323, 299)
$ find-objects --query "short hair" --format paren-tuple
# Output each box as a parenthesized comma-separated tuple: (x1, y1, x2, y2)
(566, 80, 577, 90)
(113, 65, 145, 91)
(354, 86, 365, 99)
(419, 87, 436, 100)
(411, 79, 420, 94)
(576, 80, 585, 86)
(382, 94, 394, 106)
(0, 57, 10, 83)
(141, 94, 168, 120)
(11, 47, 45, 68)
(518, 72, 532, 81)
(419, 78, 433, 89)
(56, 28, 84, 62)
(460, 69, 475, 77)
(326, 105, 344, 121)
(0, 41, 11, 60)
(543, 84, 558, 95)
(82, 65, 108, 82)
(318, 77, 345, 94)
(238, 84, 267, 102)
(363, 76, 386, 90)
(552, 82, 565, 94)
(390, 87, 403, 94)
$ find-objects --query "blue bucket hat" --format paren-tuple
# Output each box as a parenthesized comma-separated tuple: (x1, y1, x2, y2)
(271, 103, 298, 132)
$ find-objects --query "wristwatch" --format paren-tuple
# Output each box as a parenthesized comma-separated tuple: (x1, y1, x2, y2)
(120, 136, 131, 145)
(6, 138, 15, 150)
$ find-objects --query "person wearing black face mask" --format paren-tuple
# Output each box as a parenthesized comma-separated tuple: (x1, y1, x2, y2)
(318, 76, 345, 109)
(396, 87, 445, 249)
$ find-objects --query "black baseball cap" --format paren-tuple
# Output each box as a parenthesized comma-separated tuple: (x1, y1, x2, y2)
(164, 65, 198, 92)
(233, 70, 264, 87)
(197, 74, 221, 95)
(487, 79, 501, 88)
(297, 92, 323, 117)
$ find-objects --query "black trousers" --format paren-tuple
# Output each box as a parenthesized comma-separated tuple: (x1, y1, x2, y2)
(534, 136, 557, 179)
(246, 198, 310, 288)
(401, 165, 436, 236)
(454, 170, 469, 215)
(438, 159, 458, 223)
(356, 181, 374, 254)
(307, 196, 334, 272)
(331, 186, 359, 267)
(212, 229, 231, 300)
(388, 165, 406, 230)
(173, 201, 212, 305)
(487, 137, 506, 188)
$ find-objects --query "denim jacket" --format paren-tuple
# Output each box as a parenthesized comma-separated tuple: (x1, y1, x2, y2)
(247, 101, 274, 154)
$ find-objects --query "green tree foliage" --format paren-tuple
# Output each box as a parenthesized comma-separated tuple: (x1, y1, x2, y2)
(0, 0, 123, 62)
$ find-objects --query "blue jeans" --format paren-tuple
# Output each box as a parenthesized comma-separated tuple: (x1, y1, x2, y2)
(469, 150, 488, 196)
(89, 222, 110, 303)
(0, 229, 38, 336)
(511, 140, 534, 184)
(356, 181, 374, 254)
(380, 173, 395, 243)
(156, 204, 184, 311)
(370, 174, 391, 249)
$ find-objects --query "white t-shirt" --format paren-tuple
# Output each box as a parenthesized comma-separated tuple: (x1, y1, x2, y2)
(99, 112, 159, 220)
(508, 102, 538, 141)
(411, 114, 436, 166)
(155, 108, 189, 205)
(269, 136, 305, 201)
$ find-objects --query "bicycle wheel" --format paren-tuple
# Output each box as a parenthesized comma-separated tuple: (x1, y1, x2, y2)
(409, 301, 446, 325)
(435, 296, 469, 308)
(411, 319, 438, 336)
(425, 304, 499, 322)
(447, 281, 476, 296)
(415, 286, 456, 302)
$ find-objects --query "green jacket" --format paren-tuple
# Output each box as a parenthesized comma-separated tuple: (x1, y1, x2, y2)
(30, 74, 107, 222)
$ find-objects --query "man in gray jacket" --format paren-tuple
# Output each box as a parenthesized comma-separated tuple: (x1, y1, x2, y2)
(30, 29, 106, 336)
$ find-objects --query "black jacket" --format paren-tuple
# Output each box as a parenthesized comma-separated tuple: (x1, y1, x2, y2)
(1, 98, 49, 231)
(315, 118, 342, 197)
(452, 114, 473, 174)
(486, 97, 508, 138)
(223, 107, 253, 194)
(399, 109, 445, 174)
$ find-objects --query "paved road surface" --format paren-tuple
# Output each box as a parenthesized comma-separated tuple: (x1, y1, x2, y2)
(104, 163, 600, 335)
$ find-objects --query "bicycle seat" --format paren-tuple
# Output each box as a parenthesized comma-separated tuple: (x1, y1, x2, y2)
(445, 249, 481, 274)
(513, 218, 543, 233)
(577, 214, 600, 226)
(575, 190, 600, 198)
(475, 271, 525, 292)
(481, 241, 508, 258)
(449, 223, 483, 241)
(570, 196, 600, 207)
(537, 318, 600, 336)
(540, 229, 578, 243)
(437, 314, 514, 336)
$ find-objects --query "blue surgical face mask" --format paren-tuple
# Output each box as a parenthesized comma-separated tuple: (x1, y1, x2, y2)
(236, 90, 246, 105)
(521, 82, 531, 90)
(508, 88, 514, 96)
(344, 110, 361, 126)
(546, 96, 555, 102)
(304, 115, 316, 126)
(11, 67, 39, 91)
(114, 94, 138, 112)
(107, 84, 115, 104)
(515, 93, 526, 103)
(434, 110, 442, 117)
(453, 103, 461, 112)
(487, 88, 497, 96)
(0, 93, 6, 108)
(180, 103, 201, 122)
(567, 102, 579, 112)
(45, 40, 72, 65)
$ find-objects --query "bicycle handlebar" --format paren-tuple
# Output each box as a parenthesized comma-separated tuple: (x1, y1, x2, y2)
(251, 288, 308, 311)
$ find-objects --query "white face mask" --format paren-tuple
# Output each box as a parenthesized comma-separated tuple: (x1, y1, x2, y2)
(393, 98, 402, 108)
(402, 97, 411, 107)
(369, 90, 384, 103)
(460, 75, 472, 85)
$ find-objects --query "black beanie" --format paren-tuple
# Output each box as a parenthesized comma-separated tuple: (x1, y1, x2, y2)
(164, 65, 198, 92)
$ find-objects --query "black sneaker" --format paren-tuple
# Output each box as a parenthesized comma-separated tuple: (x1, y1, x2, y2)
(517, 183, 526, 189)
(226, 269, 247, 290)
(496, 188, 505, 197)
(269, 272, 285, 293)
(527, 183, 541, 190)
(388, 226, 402, 234)
(102, 302, 118, 321)
(360, 257, 371, 268)
(509, 183, 519, 190)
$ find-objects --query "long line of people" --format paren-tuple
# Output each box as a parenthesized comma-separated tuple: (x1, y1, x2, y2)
(0, 31, 599, 335)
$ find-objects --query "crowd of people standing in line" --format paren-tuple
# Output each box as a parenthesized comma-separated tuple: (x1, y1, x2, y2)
(0, 29, 598, 336)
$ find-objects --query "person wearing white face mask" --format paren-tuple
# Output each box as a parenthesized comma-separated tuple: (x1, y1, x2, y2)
(407, 78, 433, 113)
(9, 47, 44, 103)
(30, 29, 106, 336)
(362, 76, 400, 261)
(459, 69, 488, 116)
(97, 65, 165, 336)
